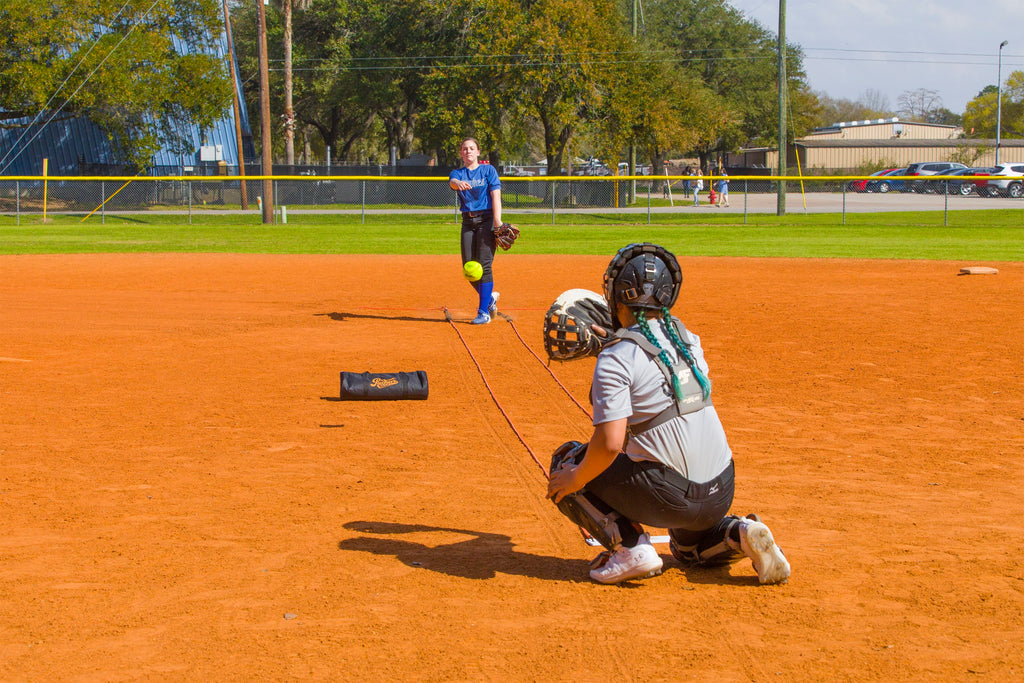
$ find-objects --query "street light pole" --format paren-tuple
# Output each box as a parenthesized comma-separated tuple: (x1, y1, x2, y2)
(996, 40, 1008, 167)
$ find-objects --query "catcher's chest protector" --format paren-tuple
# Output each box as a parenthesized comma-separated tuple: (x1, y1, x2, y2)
(608, 322, 711, 436)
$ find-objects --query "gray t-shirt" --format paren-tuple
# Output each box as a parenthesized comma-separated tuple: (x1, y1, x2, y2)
(591, 319, 732, 483)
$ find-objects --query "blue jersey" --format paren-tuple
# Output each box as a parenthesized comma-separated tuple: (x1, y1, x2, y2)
(450, 164, 501, 213)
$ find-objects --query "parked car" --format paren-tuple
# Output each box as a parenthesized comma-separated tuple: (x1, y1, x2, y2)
(849, 168, 897, 193)
(974, 163, 1024, 198)
(903, 161, 968, 192)
(502, 164, 535, 177)
(865, 167, 908, 193)
(924, 167, 997, 195)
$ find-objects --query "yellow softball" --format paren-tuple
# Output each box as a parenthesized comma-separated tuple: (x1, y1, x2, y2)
(463, 261, 483, 282)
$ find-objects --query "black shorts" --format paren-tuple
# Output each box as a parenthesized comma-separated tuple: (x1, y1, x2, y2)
(460, 210, 496, 283)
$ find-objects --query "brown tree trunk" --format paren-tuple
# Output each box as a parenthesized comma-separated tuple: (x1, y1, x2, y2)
(283, 0, 295, 166)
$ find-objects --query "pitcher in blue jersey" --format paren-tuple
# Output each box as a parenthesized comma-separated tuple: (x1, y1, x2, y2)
(449, 138, 503, 324)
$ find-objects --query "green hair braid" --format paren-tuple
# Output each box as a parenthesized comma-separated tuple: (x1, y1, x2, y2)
(660, 307, 711, 400)
(635, 310, 685, 401)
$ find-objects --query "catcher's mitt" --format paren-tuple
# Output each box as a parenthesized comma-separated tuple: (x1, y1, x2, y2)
(543, 289, 613, 361)
(493, 222, 520, 250)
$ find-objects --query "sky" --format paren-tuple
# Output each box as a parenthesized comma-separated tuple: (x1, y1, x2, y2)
(724, 0, 1023, 118)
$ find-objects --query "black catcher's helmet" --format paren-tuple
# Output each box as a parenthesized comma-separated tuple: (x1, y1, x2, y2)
(603, 243, 683, 329)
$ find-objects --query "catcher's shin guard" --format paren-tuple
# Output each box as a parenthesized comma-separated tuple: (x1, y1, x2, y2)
(555, 493, 623, 551)
(550, 441, 623, 551)
(669, 516, 745, 566)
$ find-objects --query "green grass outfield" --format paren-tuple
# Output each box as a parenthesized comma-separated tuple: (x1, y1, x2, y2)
(1, 210, 1021, 260)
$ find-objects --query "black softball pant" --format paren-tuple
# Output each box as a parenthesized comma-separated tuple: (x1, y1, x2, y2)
(460, 211, 496, 284)
(586, 454, 735, 548)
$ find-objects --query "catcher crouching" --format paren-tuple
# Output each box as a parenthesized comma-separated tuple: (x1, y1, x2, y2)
(543, 243, 791, 585)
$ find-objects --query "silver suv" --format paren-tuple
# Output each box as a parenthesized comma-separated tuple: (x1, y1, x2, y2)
(904, 162, 968, 193)
(975, 164, 1024, 198)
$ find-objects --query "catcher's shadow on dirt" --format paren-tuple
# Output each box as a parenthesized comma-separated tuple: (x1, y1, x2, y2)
(339, 521, 590, 583)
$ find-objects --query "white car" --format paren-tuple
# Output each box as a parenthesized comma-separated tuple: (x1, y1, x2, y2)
(975, 163, 1024, 198)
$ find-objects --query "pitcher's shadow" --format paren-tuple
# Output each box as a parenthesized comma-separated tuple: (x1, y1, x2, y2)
(318, 311, 449, 324)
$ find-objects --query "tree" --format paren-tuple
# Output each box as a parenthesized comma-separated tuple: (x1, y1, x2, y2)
(273, 0, 313, 165)
(420, 0, 633, 172)
(0, 0, 233, 168)
(236, 0, 470, 164)
(642, 0, 818, 166)
(897, 88, 946, 123)
(588, 46, 730, 176)
(494, 0, 626, 174)
(814, 90, 894, 126)
(233, 0, 375, 163)
(963, 70, 1024, 138)
(417, 0, 530, 166)
(923, 107, 961, 127)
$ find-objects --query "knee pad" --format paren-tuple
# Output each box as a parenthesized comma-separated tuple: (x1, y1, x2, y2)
(549, 441, 622, 551)
(550, 440, 587, 473)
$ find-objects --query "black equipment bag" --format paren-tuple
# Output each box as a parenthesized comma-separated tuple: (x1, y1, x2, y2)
(339, 371, 429, 401)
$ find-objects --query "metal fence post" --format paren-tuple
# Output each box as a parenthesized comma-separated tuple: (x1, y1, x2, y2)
(188, 180, 192, 225)
(842, 180, 846, 225)
(101, 181, 106, 225)
(944, 179, 948, 226)
(551, 180, 556, 224)
(361, 180, 366, 224)
(16, 180, 20, 225)
(647, 179, 651, 224)
(743, 180, 747, 224)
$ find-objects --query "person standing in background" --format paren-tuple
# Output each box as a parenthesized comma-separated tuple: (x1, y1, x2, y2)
(717, 169, 730, 207)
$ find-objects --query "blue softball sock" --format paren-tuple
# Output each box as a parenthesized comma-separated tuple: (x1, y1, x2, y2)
(477, 281, 494, 314)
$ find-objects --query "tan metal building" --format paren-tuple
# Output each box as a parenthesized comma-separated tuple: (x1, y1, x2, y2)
(727, 117, 1024, 173)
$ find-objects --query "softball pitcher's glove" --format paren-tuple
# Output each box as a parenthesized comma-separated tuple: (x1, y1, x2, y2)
(543, 289, 613, 361)
(493, 222, 520, 250)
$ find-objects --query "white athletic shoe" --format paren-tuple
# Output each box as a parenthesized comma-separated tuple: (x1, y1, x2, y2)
(471, 312, 491, 325)
(589, 533, 663, 584)
(739, 520, 791, 585)
(488, 291, 500, 316)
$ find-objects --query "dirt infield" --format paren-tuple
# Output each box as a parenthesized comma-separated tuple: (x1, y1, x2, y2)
(2, 253, 1022, 681)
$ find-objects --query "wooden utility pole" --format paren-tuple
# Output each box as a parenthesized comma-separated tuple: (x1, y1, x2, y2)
(776, 0, 787, 216)
(223, 0, 248, 209)
(257, 0, 274, 224)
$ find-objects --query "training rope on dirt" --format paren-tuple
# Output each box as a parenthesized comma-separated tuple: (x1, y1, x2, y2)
(442, 307, 550, 480)
(444, 308, 636, 548)
(493, 311, 593, 422)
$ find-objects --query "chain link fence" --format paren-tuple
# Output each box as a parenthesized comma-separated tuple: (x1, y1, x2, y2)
(2, 174, 1021, 224)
